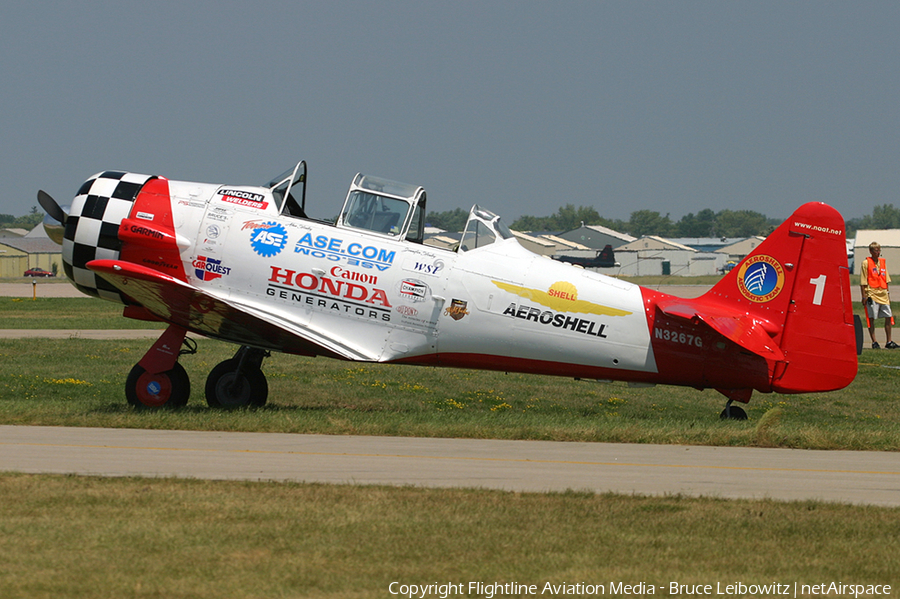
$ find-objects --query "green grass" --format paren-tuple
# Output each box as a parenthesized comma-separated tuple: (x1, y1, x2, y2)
(0, 474, 896, 599)
(1, 297, 898, 450)
(1, 335, 898, 450)
(0, 297, 162, 329)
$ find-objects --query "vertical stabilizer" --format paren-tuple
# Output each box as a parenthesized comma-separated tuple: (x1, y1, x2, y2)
(703, 202, 857, 393)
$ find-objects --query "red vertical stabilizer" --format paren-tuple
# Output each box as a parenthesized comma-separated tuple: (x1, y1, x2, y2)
(702, 202, 857, 393)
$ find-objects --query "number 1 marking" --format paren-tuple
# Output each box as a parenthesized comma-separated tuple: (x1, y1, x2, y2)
(809, 274, 826, 305)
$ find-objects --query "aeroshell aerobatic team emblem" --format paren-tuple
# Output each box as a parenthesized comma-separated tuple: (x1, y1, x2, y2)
(736, 255, 785, 303)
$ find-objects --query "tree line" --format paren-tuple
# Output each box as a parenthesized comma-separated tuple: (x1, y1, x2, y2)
(0, 207, 43, 231)
(426, 203, 899, 238)
(5, 202, 897, 239)
(426, 204, 777, 238)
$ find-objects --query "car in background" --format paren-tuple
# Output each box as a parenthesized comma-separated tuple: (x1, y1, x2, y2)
(24, 267, 55, 277)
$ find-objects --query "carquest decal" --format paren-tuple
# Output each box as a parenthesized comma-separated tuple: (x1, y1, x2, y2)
(192, 256, 231, 281)
(736, 255, 785, 303)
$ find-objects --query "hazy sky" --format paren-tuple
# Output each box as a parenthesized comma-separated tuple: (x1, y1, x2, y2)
(2, 1, 898, 225)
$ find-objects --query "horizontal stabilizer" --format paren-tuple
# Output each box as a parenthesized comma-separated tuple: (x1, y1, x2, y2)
(656, 298, 784, 361)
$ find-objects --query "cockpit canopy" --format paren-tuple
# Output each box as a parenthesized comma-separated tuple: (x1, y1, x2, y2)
(337, 174, 426, 242)
(266, 161, 307, 218)
(265, 161, 513, 253)
(460, 205, 514, 252)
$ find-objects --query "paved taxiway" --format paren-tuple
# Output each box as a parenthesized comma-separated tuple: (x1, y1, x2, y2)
(1, 426, 898, 506)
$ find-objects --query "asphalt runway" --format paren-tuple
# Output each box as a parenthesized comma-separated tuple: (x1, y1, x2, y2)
(1, 425, 898, 506)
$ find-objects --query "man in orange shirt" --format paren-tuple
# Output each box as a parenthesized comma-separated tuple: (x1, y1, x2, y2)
(860, 241, 896, 349)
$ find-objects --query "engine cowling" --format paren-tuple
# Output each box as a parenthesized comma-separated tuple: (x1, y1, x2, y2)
(62, 171, 156, 301)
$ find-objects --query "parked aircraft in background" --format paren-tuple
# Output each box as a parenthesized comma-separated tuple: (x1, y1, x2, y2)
(39, 160, 859, 418)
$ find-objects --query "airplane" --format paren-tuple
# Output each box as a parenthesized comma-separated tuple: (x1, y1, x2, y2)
(38, 160, 861, 419)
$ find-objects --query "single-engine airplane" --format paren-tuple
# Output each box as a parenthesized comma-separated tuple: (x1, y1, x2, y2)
(39, 160, 860, 418)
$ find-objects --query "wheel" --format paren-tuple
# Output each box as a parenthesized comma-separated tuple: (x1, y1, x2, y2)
(205, 359, 268, 408)
(719, 405, 748, 420)
(125, 363, 190, 409)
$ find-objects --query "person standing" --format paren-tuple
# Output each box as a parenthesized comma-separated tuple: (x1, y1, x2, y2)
(860, 241, 896, 349)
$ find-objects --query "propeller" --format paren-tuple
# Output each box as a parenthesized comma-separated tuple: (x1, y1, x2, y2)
(38, 190, 67, 224)
(37, 190, 68, 245)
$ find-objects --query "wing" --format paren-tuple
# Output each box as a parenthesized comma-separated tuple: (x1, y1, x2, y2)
(86, 259, 367, 360)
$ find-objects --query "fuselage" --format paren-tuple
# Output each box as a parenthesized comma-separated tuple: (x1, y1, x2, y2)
(60, 168, 856, 403)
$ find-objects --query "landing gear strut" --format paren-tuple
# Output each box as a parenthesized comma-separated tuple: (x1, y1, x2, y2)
(205, 346, 269, 408)
(717, 388, 750, 420)
(125, 325, 195, 409)
(719, 399, 748, 420)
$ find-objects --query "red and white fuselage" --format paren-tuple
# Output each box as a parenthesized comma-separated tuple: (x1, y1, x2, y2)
(55, 164, 858, 408)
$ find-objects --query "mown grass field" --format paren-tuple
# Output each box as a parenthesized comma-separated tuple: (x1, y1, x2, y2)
(0, 474, 897, 599)
(1, 295, 898, 598)
(1, 297, 898, 450)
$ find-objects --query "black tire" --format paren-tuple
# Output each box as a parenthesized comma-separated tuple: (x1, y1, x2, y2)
(719, 405, 748, 420)
(205, 359, 268, 408)
(125, 363, 190, 409)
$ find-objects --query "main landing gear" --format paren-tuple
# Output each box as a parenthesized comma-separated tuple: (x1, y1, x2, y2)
(205, 345, 269, 408)
(125, 325, 269, 409)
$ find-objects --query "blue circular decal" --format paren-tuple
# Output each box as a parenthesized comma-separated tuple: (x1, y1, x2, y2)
(737, 255, 785, 303)
(146, 381, 161, 396)
(249, 222, 288, 258)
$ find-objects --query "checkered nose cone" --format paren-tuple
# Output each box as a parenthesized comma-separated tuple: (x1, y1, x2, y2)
(62, 171, 155, 301)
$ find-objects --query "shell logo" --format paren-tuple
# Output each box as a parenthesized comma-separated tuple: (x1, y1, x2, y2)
(548, 281, 578, 303)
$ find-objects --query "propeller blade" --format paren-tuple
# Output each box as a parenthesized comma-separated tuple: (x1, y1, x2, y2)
(37, 189, 67, 224)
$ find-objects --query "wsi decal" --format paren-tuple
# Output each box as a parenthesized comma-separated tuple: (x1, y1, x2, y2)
(293, 232, 395, 271)
(192, 256, 231, 282)
(737, 255, 785, 303)
(403, 258, 445, 277)
(246, 221, 288, 258)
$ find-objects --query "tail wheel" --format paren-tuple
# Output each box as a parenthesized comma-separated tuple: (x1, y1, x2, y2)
(126, 363, 190, 409)
(205, 359, 268, 409)
(720, 404, 748, 420)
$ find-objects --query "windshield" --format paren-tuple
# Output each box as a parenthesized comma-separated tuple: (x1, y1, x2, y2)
(460, 205, 513, 252)
(340, 191, 410, 237)
(266, 161, 307, 218)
